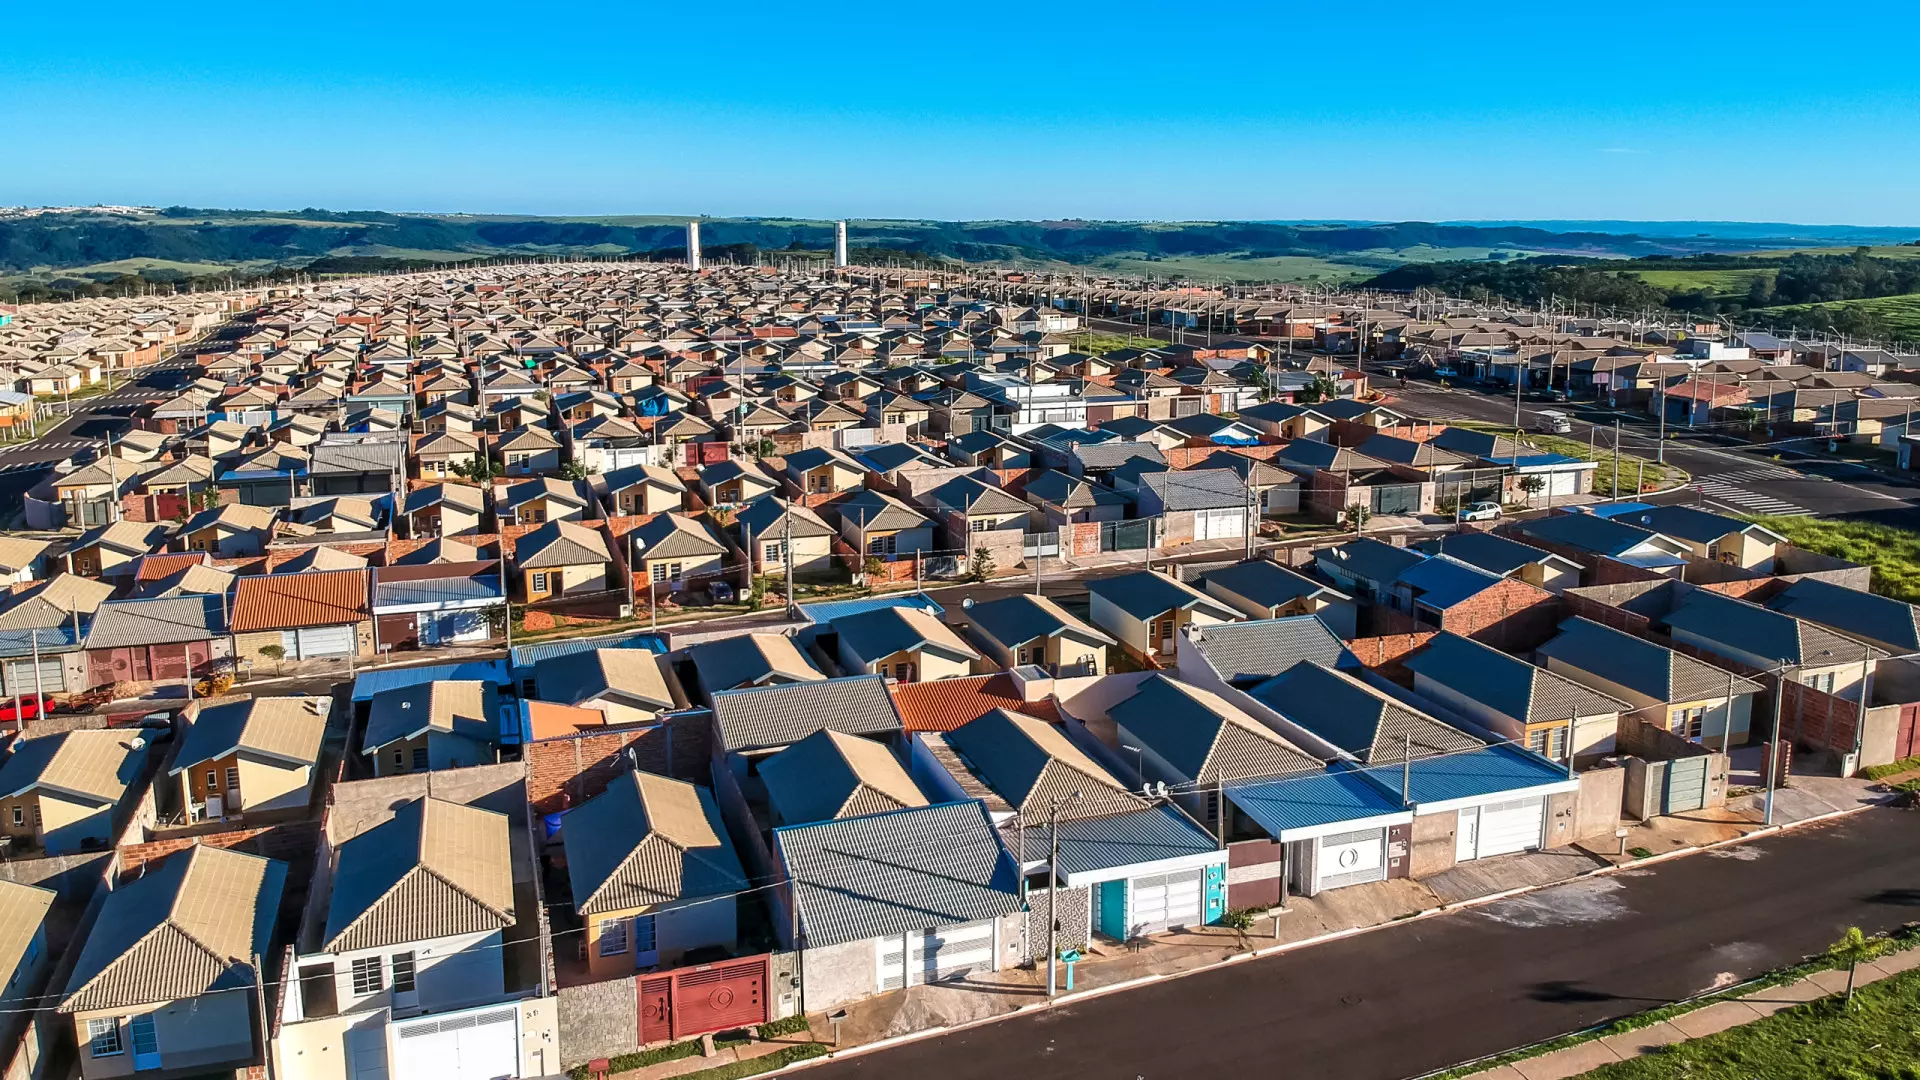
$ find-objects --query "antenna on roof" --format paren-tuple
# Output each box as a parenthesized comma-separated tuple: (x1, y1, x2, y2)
(962, 597, 974, 609)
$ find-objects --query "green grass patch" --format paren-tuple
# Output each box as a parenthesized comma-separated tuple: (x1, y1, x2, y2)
(1744, 516, 1920, 602)
(1625, 267, 1777, 297)
(754, 1015, 811, 1040)
(1569, 966, 1920, 1079)
(1068, 332, 1157, 355)
(1446, 421, 1686, 496)
(1753, 293, 1920, 341)
(1862, 755, 1920, 781)
(565, 1039, 703, 1080)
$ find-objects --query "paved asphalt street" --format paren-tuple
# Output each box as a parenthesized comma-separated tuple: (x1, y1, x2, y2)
(803, 809, 1920, 1080)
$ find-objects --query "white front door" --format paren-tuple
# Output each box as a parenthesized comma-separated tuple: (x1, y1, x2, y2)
(1456, 807, 1480, 862)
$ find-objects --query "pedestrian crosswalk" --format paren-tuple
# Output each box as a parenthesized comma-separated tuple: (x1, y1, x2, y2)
(1692, 479, 1813, 517)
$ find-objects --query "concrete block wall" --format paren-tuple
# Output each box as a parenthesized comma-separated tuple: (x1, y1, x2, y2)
(557, 976, 640, 1067)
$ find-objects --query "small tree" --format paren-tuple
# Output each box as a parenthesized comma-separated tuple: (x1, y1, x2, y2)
(863, 555, 885, 583)
(1517, 474, 1546, 505)
(752, 437, 778, 458)
(450, 456, 499, 483)
(1298, 375, 1339, 404)
(557, 460, 595, 481)
(258, 643, 286, 675)
(968, 545, 996, 582)
(1827, 927, 1879, 1007)
(1348, 503, 1372, 537)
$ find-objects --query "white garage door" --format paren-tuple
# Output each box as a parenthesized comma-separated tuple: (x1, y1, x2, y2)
(878, 920, 996, 991)
(284, 625, 354, 659)
(1547, 471, 1579, 498)
(1194, 507, 1245, 541)
(1130, 869, 1203, 935)
(1315, 828, 1388, 892)
(392, 1006, 518, 1080)
(0, 658, 65, 696)
(1459, 798, 1544, 861)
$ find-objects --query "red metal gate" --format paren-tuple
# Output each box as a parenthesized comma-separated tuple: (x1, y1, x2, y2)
(634, 955, 768, 1045)
(1897, 704, 1920, 762)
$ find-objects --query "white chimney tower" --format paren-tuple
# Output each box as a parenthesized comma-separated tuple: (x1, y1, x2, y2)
(834, 221, 849, 268)
(686, 220, 702, 271)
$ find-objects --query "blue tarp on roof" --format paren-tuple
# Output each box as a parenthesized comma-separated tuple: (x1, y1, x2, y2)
(351, 659, 509, 702)
(509, 630, 668, 674)
(1226, 764, 1411, 840)
(1585, 502, 1655, 519)
(1357, 745, 1575, 806)
(799, 592, 943, 625)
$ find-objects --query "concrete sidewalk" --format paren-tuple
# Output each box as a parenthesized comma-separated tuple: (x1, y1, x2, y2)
(1466, 944, 1920, 1080)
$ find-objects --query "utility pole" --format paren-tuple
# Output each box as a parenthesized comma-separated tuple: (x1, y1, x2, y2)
(783, 503, 796, 619)
(1612, 420, 1622, 499)
(1244, 480, 1258, 562)
(1045, 792, 1082, 999)
(1766, 662, 1792, 826)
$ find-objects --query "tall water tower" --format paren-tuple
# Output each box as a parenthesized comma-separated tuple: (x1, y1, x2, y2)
(686, 220, 702, 271)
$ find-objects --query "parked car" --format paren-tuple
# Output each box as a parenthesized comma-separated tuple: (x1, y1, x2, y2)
(1460, 501, 1503, 522)
(1526, 388, 1569, 403)
(708, 580, 735, 604)
(0, 695, 54, 724)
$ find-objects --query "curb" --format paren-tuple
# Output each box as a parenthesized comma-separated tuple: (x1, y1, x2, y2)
(767, 792, 1892, 1078)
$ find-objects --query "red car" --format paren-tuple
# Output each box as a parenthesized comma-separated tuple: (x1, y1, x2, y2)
(0, 695, 54, 724)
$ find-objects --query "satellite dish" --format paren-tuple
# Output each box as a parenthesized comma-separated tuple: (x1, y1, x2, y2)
(129, 737, 146, 751)
(962, 597, 974, 609)
(1155, 782, 1168, 798)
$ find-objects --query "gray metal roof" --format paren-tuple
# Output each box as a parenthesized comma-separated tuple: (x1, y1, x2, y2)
(1766, 578, 1920, 655)
(1316, 537, 1426, 586)
(1014, 805, 1220, 878)
(1107, 674, 1321, 784)
(966, 593, 1114, 651)
(1087, 570, 1236, 622)
(775, 801, 1022, 949)
(84, 595, 227, 648)
(710, 673, 902, 754)
(1226, 765, 1410, 840)
(1422, 531, 1581, 577)
(1402, 632, 1626, 723)
(1138, 468, 1244, 511)
(373, 575, 500, 608)
(1070, 440, 1166, 470)
(1188, 616, 1358, 686)
(1201, 560, 1348, 616)
(1664, 588, 1881, 668)
(1535, 616, 1762, 703)
(1248, 662, 1482, 765)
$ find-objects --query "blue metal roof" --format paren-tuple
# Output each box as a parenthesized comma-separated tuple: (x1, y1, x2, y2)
(350, 660, 509, 702)
(1586, 502, 1655, 519)
(799, 592, 943, 625)
(1024, 806, 1223, 881)
(1357, 745, 1575, 806)
(0, 627, 82, 658)
(508, 629, 668, 673)
(1226, 764, 1411, 840)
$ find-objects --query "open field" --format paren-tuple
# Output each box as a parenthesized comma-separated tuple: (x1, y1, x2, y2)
(1750, 243, 1920, 260)
(1751, 293, 1920, 341)
(1625, 267, 1776, 295)
(325, 244, 489, 262)
(1570, 965, 1920, 1079)
(1076, 252, 1370, 282)
(1746, 514, 1920, 601)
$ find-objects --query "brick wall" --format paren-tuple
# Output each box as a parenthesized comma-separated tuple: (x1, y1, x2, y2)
(524, 710, 712, 816)
(1441, 577, 1563, 653)
(116, 819, 320, 882)
(1343, 632, 1436, 680)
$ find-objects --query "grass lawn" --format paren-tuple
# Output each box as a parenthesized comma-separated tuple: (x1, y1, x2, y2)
(1753, 293, 1920, 340)
(1745, 515, 1920, 602)
(1446, 421, 1687, 496)
(1069, 331, 1163, 354)
(1625, 267, 1776, 297)
(1571, 966, 1920, 1079)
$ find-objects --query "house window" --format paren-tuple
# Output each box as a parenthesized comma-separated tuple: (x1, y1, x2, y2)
(764, 541, 786, 563)
(651, 563, 669, 583)
(600, 918, 629, 957)
(225, 768, 240, 791)
(86, 1018, 121, 1057)
(1527, 725, 1570, 760)
(1669, 706, 1708, 739)
(1804, 671, 1837, 694)
(969, 517, 990, 533)
(531, 571, 549, 593)
(8, 807, 19, 827)
(509, 453, 530, 468)
(351, 956, 384, 995)
(392, 749, 405, 768)
(894, 661, 916, 682)
(411, 748, 430, 770)
(391, 952, 416, 994)
(812, 475, 829, 493)
(206, 770, 218, 791)
(867, 535, 896, 555)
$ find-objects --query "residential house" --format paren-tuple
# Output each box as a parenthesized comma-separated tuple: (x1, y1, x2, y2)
(170, 695, 329, 821)
(772, 800, 1022, 1010)
(1200, 559, 1358, 638)
(533, 648, 679, 725)
(1765, 577, 1920, 656)
(961, 593, 1114, 676)
(65, 521, 173, 582)
(1661, 588, 1882, 701)
(784, 447, 867, 496)
(1022, 470, 1130, 525)
(697, 460, 779, 508)
(231, 569, 374, 664)
(514, 520, 613, 602)
(1508, 513, 1693, 578)
(1599, 504, 1788, 571)
(600, 464, 688, 517)
(0, 729, 145, 853)
(1086, 570, 1239, 662)
(61, 846, 284, 1080)
(758, 728, 926, 828)
(403, 482, 486, 538)
(626, 513, 728, 593)
(496, 477, 592, 526)
(1402, 632, 1627, 761)
(733, 498, 835, 579)
(361, 680, 500, 775)
(1416, 531, 1583, 594)
(563, 770, 750, 977)
(686, 633, 825, 698)
(82, 595, 230, 689)
(1535, 617, 1762, 748)
(176, 502, 278, 557)
(0, 879, 53, 1013)
(836, 489, 937, 559)
(1125, 469, 1250, 547)
(828, 605, 981, 684)
(412, 431, 483, 480)
(498, 425, 563, 476)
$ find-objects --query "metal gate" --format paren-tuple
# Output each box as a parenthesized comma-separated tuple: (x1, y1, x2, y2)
(1370, 483, 1423, 515)
(1022, 529, 1060, 557)
(1315, 828, 1388, 892)
(1099, 519, 1154, 552)
(1663, 756, 1709, 814)
(637, 955, 770, 1046)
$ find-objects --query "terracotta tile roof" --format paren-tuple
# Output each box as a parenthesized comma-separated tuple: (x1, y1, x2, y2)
(889, 673, 1059, 733)
(523, 701, 620, 741)
(133, 552, 212, 583)
(230, 568, 370, 632)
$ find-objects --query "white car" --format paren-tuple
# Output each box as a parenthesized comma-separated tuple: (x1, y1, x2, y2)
(1460, 501, 1502, 522)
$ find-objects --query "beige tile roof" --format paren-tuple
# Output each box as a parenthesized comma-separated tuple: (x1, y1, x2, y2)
(61, 845, 284, 1012)
(758, 728, 928, 825)
(0, 729, 140, 805)
(515, 520, 611, 569)
(323, 797, 514, 952)
(364, 680, 498, 752)
(0, 880, 54, 986)
(563, 771, 749, 915)
(173, 695, 329, 771)
(535, 648, 675, 710)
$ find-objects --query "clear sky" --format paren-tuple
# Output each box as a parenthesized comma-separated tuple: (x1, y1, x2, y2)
(7, 0, 1919, 225)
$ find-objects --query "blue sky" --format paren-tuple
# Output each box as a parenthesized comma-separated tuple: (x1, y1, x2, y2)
(7, 0, 1919, 224)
